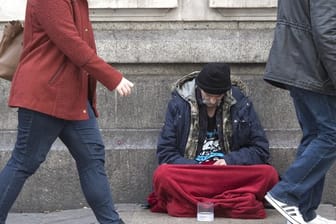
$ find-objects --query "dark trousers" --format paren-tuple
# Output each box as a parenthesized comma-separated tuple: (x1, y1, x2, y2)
(0, 103, 120, 224)
(270, 86, 336, 221)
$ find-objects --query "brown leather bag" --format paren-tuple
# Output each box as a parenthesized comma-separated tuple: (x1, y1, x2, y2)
(0, 21, 23, 81)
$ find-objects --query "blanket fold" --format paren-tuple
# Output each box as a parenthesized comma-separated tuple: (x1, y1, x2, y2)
(148, 164, 278, 219)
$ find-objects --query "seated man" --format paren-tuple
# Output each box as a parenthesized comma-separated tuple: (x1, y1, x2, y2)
(147, 63, 279, 219)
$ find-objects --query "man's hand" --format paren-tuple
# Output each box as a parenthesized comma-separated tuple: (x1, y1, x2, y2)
(116, 77, 134, 96)
(213, 159, 227, 166)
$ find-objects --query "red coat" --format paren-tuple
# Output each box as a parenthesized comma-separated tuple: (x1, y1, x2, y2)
(8, 0, 123, 120)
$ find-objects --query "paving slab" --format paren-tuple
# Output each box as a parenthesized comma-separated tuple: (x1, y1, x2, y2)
(7, 203, 336, 224)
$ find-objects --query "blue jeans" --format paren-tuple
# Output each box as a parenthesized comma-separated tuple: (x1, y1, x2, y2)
(0, 103, 120, 224)
(269, 86, 336, 222)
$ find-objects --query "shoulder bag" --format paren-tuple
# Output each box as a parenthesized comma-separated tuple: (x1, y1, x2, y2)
(0, 20, 23, 81)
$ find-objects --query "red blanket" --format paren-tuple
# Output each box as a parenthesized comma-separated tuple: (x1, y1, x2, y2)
(148, 164, 278, 219)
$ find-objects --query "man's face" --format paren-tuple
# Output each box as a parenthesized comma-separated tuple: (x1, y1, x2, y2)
(200, 89, 225, 108)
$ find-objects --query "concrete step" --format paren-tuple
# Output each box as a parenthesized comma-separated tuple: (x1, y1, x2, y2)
(7, 204, 336, 224)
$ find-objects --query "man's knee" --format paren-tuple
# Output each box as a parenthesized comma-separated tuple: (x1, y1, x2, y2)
(153, 164, 175, 185)
(8, 157, 42, 176)
(255, 165, 279, 183)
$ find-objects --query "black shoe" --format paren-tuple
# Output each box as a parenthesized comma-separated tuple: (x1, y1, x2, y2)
(119, 219, 125, 224)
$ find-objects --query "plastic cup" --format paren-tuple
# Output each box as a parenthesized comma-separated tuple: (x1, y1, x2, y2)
(197, 201, 214, 222)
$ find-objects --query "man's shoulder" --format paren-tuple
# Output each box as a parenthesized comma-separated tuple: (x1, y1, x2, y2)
(231, 86, 246, 101)
(168, 90, 189, 107)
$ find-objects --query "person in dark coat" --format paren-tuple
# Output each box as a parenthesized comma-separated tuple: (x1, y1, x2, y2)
(148, 63, 278, 219)
(264, 0, 336, 224)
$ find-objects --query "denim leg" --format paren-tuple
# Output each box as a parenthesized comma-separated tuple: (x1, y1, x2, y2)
(298, 177, 324, 221)
(0, 108, 63, 224)
(270, 87, 336, 221)
(293, 96, 322, 220)
(59, 103, 120, 224)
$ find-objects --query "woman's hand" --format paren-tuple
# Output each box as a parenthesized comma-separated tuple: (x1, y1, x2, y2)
(116, 77, 134, 96)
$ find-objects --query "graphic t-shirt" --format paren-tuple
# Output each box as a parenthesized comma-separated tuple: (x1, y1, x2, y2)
(195, 115, 225, 163)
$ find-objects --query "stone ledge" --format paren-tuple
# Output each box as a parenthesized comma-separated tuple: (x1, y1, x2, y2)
(0, 129, 298, 151)
(211, 8, 276, 21)
(89, 0, 178, 8)
(209, 0, 277, 21)
(209, 0, 277, 8)
(89, 8, 177, 21)
(93, 28, 274, 63)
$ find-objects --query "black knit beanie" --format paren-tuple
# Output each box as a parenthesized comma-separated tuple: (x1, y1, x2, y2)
(196, 63, 231, 94)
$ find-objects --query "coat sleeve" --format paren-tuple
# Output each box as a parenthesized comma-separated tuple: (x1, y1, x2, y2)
(310, 0, 336, 87)
(34, 0, 122, 90)
(224, 98, 270, 165)
(157, 97, 198, 165)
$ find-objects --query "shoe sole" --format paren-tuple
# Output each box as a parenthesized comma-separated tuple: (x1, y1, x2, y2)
(265, 193, 302, 224)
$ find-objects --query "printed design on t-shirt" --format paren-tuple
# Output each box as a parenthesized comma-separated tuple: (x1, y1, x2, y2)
(195, 129, 224, 163)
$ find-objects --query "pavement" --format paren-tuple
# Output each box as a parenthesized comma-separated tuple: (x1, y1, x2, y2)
(6, 203, 336, 224)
